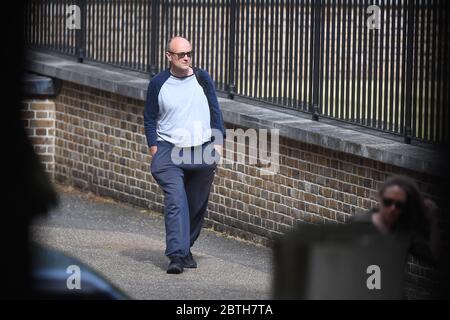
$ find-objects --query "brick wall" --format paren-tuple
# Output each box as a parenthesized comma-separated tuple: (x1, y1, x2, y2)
(23, 80, 447, 299)
(21, 100, 56, 179)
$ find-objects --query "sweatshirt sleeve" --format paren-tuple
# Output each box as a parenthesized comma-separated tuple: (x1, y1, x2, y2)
(143, 79, 160, 147)
(201, 70, 226, 143)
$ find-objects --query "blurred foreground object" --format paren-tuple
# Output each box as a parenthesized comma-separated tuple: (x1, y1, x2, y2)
(273, 223, 410, 300)
(31, 243, 129, 300)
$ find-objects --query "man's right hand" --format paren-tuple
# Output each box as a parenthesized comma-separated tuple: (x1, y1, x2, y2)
(150, 146, 158, 156)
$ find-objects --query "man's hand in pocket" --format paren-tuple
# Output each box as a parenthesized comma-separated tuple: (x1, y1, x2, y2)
(149, 146, 158, 157)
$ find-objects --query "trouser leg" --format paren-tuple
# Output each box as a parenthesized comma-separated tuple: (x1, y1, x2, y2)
(183, 141, 219, 248)
(151, 142, 190, 258)
(184, 165, 216, 247)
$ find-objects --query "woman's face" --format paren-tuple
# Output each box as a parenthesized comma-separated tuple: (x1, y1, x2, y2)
(379, 185, 407, 229)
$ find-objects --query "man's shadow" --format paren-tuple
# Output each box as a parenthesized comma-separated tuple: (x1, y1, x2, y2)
(120, 249, 205, 271)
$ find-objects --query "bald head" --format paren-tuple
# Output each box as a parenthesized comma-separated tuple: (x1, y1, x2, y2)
(166, 36, 192, 53)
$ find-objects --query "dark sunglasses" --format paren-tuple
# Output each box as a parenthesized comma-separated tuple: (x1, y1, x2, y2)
(168, 51, 193, 59)
(382, 198, 406, 210)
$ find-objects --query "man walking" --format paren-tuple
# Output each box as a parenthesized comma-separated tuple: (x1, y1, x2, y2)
(144, 36, 225, 274)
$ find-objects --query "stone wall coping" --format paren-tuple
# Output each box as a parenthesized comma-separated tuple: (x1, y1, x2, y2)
(25, 49, 447, 176)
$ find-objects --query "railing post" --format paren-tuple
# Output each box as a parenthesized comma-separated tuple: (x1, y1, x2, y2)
(148, 0, 159, 77)
(76, 0, 86, 63)
(404, 0, 415, 144)
(227, 0, 237, 99)
(311, 0, 322, 121)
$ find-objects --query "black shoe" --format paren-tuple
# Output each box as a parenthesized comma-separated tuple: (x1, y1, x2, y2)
(167, 257, 184, 274)
(182, 251, 197, 269)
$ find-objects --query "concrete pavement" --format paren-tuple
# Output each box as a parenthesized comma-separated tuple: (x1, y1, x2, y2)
(31, 186, 272, 300)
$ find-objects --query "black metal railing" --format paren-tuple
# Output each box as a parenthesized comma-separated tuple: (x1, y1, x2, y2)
(25, 0, 450, 145)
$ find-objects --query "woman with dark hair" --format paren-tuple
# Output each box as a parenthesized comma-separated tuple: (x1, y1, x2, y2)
(354, 175, 440, 264)
(350, 175, 449, 299)
(375, 176, 427, 233)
